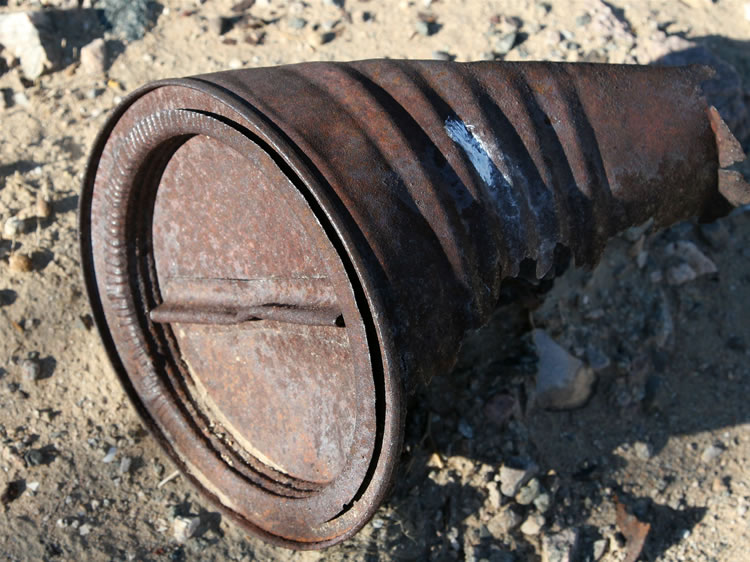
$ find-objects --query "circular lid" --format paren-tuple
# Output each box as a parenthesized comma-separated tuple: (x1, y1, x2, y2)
(80, 84, 396, 547)
(150, 131, 356, 485)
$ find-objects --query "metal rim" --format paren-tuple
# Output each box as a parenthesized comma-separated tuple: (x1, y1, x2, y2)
(79, 82, 404, 548)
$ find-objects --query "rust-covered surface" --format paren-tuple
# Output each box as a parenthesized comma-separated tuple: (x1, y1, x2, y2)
(79, 60, 749, 548)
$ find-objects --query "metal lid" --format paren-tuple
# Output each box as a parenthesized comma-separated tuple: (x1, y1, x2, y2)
(80, 84, 398, 547)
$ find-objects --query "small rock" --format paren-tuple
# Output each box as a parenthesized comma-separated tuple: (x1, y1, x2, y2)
(231, 0, 256, 11)
(487, 508, 522, 537)
(27, 481, 40, 493)
(79, 38, 107, 74)
(515, 477, 541, 505)
(1, 480, 25, 506)
(701, 443, 724, 463)
(520, 513, 545, 535)
(288, 17, 307, 30)
(484, 392, 516, 427)
(458, 419, 474, 439)
(542, 528, 580, 562)
(665, 240, 717, 282)
(24, 448, 44, 466)
(432, 50, 453, 61)
(207, 16, 228, 35)
(101, 0, 152, 41)
(323, 0, 345, 7)
(493, 31, 517, 56)
(36, 198, 52, 219)
(665, 263, 697, 286)
(623, 218, 653, 242)
(486, 481, 501, 509)
(12, 92, 29, 108)
(79, 523, 92, 536)
(173, 515, 201, 543)
(576, 13, 592, 27)
(592, 538, 609, 561)
(534, 492, 551, 513)
(585, 346, 611, 372)
(3, 217, 23, 238)
(21, 357, 41, 382)
(119, 456, 132, 474)
(8, 254, 33, 273)
(415, 20, 432, 36)
(533, 329, 596, 410)
(102, 446, 117, 463)
(499, 458, 538, 497)
(699, 221, 729, 249)
(0, 11, 61, 79)
(633, 441, 652, 461)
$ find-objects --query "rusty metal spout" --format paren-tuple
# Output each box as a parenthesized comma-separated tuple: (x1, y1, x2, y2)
(79, 60, 749, 548)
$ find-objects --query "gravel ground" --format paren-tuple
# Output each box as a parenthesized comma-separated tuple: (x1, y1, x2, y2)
(1, 0, 749, 560)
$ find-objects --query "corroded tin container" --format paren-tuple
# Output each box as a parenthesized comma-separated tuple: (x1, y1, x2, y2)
(80, 60, 747, 548)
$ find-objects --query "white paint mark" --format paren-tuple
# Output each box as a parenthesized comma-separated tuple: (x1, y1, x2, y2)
(444, 116, 519, 224)
(444, 117, 512, 189)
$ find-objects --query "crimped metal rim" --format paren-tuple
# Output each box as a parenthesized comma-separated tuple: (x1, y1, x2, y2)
(79, 79, 405, 549)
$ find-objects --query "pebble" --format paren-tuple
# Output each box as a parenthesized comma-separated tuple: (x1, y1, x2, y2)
(102, 446, 117, 463)
(493, 31, 517, 56)
(484, 393, 516, 427)
(576, 13, 592, 27)
(515, 477, 541, 505)
(288, 17, 307, 30)
(101, 0, 152, 41)
(79, 523, 92, 536)
(634, 441, 653, 461)
(415, 20, 432, 36)
(21, 357, 41, 382)
(36, 198, 52, 219)
(13, 92, 30, 107)
(534, 492, 551, 513)
(585, 346, 611, 372)
(532, 329, 596, 410)
(208, 16, 228, 35)
(623, 218, 653, 242)
(542, 528, 580, 562)
(665, 240, 717, 283)
(27, 481, 40, 493)
(486, 481, 502, 509)
(0, 11, 59, 79)
(432, 50, 453, 61)
(119, 456, 132, 474)
(458, 419, 474, 439)
(323, 0, 345, 7)
(24, 449, 44, 466)
(499, 458, 538, 497)
(699, 221, 729, 249)
(173, 515, 201, 543)
(487, 508, 522, 537)
(701, 444, 724, 463)
(79, 38, 108, 74)
(3, 217, 23, 238)
(520, 513, 545, 535)
(592, 538, 609, 560)
(666, 263, 698, 285)
(8, 253, 33, 273)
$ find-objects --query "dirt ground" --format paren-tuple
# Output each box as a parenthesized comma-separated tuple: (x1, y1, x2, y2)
(1, 0, 749, 560)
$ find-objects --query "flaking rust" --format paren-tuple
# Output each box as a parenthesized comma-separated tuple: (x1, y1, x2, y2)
(79, 60, 749, 548)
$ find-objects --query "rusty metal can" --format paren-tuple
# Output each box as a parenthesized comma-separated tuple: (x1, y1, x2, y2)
(80, 60, 748, 548)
